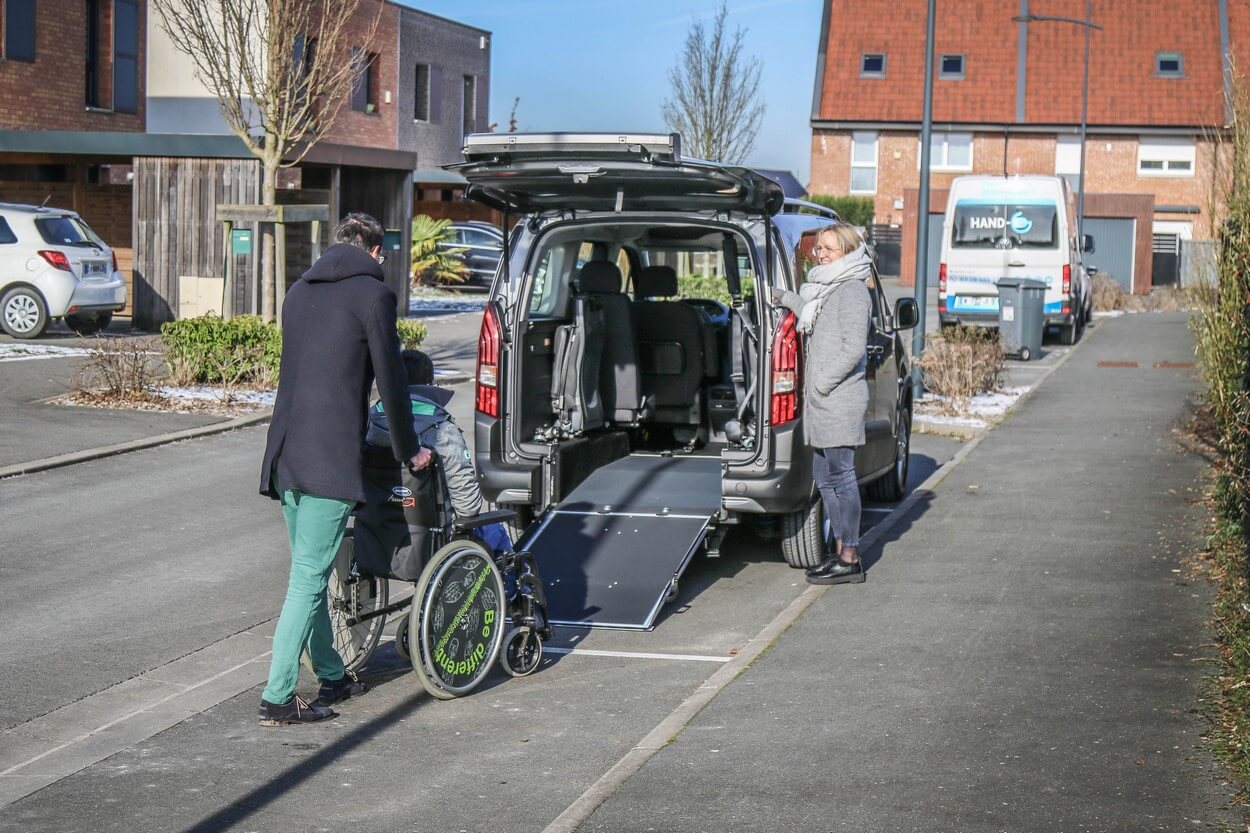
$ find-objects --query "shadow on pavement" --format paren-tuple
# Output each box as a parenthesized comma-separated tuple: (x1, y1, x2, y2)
(861, 490, 936, 573)
(179, 693, 423, 833)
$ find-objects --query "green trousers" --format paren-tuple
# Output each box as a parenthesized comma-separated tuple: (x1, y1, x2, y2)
(261, 488, 354, 705)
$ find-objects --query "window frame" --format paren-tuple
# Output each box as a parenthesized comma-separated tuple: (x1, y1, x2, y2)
(921, 132, 974, 172)
(1155, 51, 1183, 78)
(939, 53, 965, 80)
(860, 53, 886, 78)
(462, 74, 477, 136)
(1137, 136, 1196, 178)
(414, 63, 431, 122)
(349, 49, 379, 114)
(849, 131, 878, 195)
(112, 0, 140, 114)
(4, 0, 37, 63)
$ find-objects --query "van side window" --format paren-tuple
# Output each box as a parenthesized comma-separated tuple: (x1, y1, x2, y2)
(530, 243, 575, 316)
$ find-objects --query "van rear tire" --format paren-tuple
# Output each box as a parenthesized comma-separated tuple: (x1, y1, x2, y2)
(780, 496, 825, 568)
(1059, 315, 1079, 346)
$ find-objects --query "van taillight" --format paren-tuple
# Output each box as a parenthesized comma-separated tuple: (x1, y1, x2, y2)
(938, 262, 947, 313)
(1062, 264, 1071, 295)
(476, 304, 501, 417)
(770, 311, 801, 427)
(38, 250, 72, 272)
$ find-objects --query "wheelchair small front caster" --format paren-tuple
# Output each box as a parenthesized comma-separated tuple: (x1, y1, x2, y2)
(501, 626, 543, 677)
(395, 615, 411, 662)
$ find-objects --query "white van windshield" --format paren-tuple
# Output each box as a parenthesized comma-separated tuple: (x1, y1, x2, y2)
(951, 201, 1058, 250)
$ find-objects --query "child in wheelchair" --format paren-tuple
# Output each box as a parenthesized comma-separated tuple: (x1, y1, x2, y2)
(358, 350, 551, 680)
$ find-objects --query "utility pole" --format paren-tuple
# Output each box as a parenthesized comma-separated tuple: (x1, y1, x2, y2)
(912, 0, 936, 399)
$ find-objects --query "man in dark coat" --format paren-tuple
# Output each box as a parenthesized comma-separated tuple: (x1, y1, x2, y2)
(257, 212, 430, 727)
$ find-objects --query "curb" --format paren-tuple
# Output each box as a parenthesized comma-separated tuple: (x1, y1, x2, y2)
(540, 320, 1096, 833)
(0, 410, 272, 480)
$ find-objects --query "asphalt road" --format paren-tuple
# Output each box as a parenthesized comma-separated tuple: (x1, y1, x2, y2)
(1, 310, 1233, 831)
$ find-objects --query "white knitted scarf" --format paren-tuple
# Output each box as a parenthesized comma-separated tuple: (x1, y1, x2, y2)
(797, 243, 873, 335)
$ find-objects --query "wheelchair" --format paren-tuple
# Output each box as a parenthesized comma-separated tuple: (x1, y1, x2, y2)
(308, 448, 551, 699)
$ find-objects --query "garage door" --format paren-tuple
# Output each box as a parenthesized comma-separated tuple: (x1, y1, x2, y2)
(1082, 218, 1136, 292)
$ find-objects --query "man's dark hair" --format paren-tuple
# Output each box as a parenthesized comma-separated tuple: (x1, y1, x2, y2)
(334, 212, 384, 252)
(401, 349, 434, 386)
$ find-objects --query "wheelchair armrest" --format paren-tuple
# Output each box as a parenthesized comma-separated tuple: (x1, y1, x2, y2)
(452, 508, 517, 532)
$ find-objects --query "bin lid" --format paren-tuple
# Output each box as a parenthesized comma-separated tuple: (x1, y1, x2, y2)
(995, 277, 1048, 290)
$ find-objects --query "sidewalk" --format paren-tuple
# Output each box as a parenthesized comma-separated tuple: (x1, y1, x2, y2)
(578, 310, 1238, 830)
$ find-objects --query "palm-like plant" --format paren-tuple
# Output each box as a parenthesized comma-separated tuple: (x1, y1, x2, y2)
(411, 215, 469, 286)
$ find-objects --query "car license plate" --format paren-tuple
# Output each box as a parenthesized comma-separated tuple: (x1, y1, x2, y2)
(83, 261, 108, 278)
(956, 295, 996, 309)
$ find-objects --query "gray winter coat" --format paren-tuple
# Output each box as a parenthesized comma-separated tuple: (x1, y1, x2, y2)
(779, 280, 871, 449)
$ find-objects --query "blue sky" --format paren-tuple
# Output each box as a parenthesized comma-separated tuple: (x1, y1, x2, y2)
(405, 0, 822, 183)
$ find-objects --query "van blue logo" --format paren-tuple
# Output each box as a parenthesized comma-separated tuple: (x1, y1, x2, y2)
(1009, 211, 1033, 235)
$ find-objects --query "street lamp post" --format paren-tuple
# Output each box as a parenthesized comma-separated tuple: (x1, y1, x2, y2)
(1013, 3, 1102, 241)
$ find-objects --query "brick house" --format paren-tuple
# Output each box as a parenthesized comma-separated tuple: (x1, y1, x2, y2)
(0, 0, 490, 327)
(809, 0, 1249, 293)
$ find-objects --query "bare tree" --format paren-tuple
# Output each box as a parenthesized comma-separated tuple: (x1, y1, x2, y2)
(152, 0, 379, 322)
(661, 2, 765, 164)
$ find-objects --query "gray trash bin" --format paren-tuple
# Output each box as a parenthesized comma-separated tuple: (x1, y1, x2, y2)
(995, 277, 1046, 361)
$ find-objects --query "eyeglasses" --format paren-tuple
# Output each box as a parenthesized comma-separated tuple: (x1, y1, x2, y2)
(812, 245, 841, 255)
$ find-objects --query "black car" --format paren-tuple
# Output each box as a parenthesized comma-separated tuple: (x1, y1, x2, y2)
(448, 133, 917, 627)
(438, 221, 504, 289)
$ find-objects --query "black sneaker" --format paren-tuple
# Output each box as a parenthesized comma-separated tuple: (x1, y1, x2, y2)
(258, 695, 336, 727)
(806, 558, 865, 585)
(314, 672, 368, 707)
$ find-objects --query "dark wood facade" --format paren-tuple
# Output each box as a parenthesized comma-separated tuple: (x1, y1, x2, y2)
(132, 156, 261, 329)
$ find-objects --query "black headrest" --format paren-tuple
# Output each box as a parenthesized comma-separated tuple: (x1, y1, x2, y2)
(634, 265, 678, 298)
(575, 260, 621, 294)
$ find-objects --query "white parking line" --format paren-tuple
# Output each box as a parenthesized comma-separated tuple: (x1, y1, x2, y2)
(544, 647, 730, 663)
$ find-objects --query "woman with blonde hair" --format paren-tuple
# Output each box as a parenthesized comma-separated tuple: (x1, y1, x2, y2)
(771, 223, 872, 584)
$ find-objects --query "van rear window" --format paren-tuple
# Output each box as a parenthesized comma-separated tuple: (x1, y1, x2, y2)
(951, 201, 1058, 249)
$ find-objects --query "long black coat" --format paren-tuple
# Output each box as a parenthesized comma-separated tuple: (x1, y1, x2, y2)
(259, 244, 420, 504)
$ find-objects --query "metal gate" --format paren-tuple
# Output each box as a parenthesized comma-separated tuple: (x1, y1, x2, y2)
(1082, 217, 1136, 292)
(924, 213, 944, 283)
(1152, 233, 1181, 287)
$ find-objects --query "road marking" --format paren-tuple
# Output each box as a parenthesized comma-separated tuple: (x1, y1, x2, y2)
(544, 647, 730, 663)
(539, 317, 1092, 833)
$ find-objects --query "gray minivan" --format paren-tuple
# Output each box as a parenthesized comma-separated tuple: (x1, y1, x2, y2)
(451, 134, 917, 625)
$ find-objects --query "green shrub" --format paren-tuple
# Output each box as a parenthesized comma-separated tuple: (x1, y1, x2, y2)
(397, 318, 427, 350)
(411, 215, 468, 285)
(675, 274, 755, 306)
(160, 314, 282, 388)
(803, 194, 874, 227)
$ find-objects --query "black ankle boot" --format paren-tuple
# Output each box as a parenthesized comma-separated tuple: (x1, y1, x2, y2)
(258, 695, 336, 727)
(806, 558, 865, 585)
(314, 672, 368, 707)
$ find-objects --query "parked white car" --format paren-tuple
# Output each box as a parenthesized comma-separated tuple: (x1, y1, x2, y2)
(0, 202, 127, 338)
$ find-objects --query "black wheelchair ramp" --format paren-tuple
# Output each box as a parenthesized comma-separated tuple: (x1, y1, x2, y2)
(519, 456, 721, 630)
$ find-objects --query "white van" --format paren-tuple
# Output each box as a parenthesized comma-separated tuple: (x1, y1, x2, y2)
(938, 175, 1092, 345)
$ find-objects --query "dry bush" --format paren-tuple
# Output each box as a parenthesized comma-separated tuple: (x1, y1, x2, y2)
(1120, 287, 1187, 312)
(918, 326, 1005, 411)
(71, 336, 164, 398)
(1091, 275, 1124, 311)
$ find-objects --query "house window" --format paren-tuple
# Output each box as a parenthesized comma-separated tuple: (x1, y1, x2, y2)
(5, 0, 37, 62)
(112, 0, 139, 113)
(1138, 136, 1195, 176)
(414, 64, 430, 121)
(85, 0, 102, 107)
(462, 75, 476, 135)
(350, 50, 379, 113)
(1055, 135, 1083, 192)
(1156, 52, 1183, 78)
(939, 54, 964, 79)
(923, 133, 973, 171)
(860, 53, 885, 78)
(850, 131, 878, 194)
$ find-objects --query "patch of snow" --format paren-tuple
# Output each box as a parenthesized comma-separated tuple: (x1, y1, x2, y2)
(153, 385, 276, 407)
(0, 343, 93, 362)
(1093, 310, 1125, 318)
(916, 413, 988, 428)
(917, 386, 1027, 426)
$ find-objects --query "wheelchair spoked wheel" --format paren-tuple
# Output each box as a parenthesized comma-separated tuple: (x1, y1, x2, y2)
(501, 626, 543, 677)
(303, 531, 389, 675)
(410, 538, 506, 700)
(394, 614, 411, 662)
